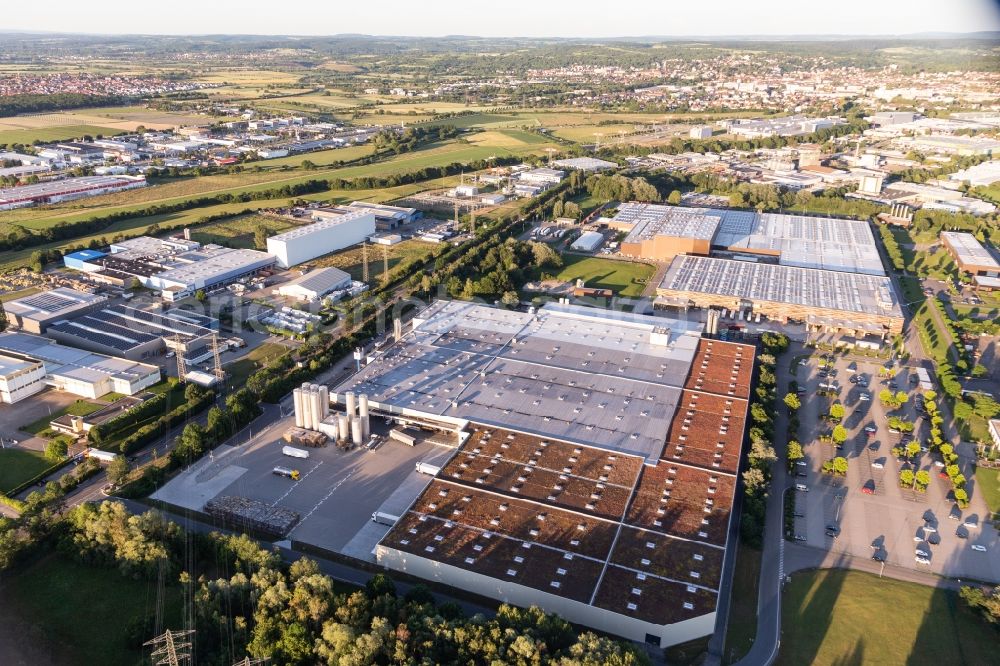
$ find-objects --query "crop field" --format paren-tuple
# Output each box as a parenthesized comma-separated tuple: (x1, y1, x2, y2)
(779, 569, 997, 665)
(468, 129, 551, 147)
(0, 124, 124, 146)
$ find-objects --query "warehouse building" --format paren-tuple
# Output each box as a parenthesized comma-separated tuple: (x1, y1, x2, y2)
(3, 287, 107, 334)
(333, 300, 754, 647)
(0, 332, 160, 398)
(63, 249, 109, 271)
(0, 175, 147, 211)
(46, 304, 216, 361)
(658, 255, 904, 337)
(551, 157, 618, 172)
(612, 203, 885, 275)
(614, 204, 719, 261)
(0, 353, 47, 404)
(276, 267, 353, 301)
(570, 230, 605, 253)
(69, 237, 276, 300)
(940, 231, 1000, 277)
(347, 201, 421, 227)
(267, 209, 376, 268)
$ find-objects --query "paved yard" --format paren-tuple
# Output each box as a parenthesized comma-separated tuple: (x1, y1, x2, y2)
(790, 353, 999, 583)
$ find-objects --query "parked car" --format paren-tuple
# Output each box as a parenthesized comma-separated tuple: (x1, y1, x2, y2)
(963, 519, 978, 529)
(872, 552, 886, 562)
(971, 544, 988, 552)
(861, 485, 875, 495)
(871, 462, 884, 469)
(915, 548, 930, 558)
(794, 534, 807, 542)
(796, 460, 808, 467)
(795, 483, 809, 492)
(859, 392, 871, 401)
(915, 556, 931, 565)
(865, 425, 878, 433)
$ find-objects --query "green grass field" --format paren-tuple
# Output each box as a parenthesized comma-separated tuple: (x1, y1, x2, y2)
(975, 465, 1000, 518)
(223, 342, 290, 391)
(0, 286, 42, 302)
(0, 124, 124, 145)
(0, 554, 182, 666)
(723, 545, 762, 664)
(188, 214, 297, 248)
(779, 569, 998, 665)
(311, 238, 437, 281)
(21, 399, 104, 437)
(550, 255, 655, 298)
(0, 449, 54, 494)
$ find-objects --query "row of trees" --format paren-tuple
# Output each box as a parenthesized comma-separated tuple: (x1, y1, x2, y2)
(0, 93, 127, 117)
(740, 332, 789, 548)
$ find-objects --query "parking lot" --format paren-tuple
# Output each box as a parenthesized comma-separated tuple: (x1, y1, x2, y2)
(790, 352, 1000, 583)
(153, 414, 457, 559)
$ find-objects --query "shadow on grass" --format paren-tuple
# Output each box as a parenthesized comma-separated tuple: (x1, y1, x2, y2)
(776, 555, 850, 665)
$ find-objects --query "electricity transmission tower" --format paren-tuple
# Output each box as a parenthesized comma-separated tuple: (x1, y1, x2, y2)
(362, 241, 370, 282)
(232, 657, 269, 666)
(211, 334, 224, 381)
(144, 629, 195, 666)
(173, 334, 186, 382)
(382, 244, 389, 284)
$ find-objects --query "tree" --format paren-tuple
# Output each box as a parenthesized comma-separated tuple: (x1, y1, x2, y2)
(254, 223, 269, 250)
(895, 391, 909, 406)
(195, 289, 207, 302)
(832, 425, 848, 444)
(829, 403, 845, 421)
(44, 438, 68, 462)
(742, 467, 766, 494)
(833, 456, 848, 476)
(914, 470, 931, 488)
(667, 190, 682, 205)
(106, 455, 130, 486)
(787, 440, 804, 465)
(899, 469, 915, 488)
(784, 393, 801, 411)
(500, 290, 520, 306)
(954, 487, 969, 507)
(129, 278, 142, 291)
(905, 441, 921, 459)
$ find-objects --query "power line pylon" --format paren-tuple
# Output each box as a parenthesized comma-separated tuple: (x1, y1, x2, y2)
(173, 334, 186, 382)
(211, 333, 224, 382)
(144, 629, 195, 666)
(362, 241, 369, 283)
(233, 657, 269, 666)
(381, 244, 389, 284)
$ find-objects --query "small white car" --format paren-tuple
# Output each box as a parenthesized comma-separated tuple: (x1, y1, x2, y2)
(963, 520, 978, 529)
(796, 460, 808, 467)
(865, 425, 877, 433)
(859, 393, 871, 401)
(871, 462, 884, 469)
(915, 548, 930, 558)
(971, 544, 987, 552)
(915, 556, 931, 565)
(799, 359, 808, 366)
(923, 525, 937, 533)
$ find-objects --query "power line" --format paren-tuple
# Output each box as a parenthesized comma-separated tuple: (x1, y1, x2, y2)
(232, 657, 269, 666)
(362, 241, 369, 283)
(144, 629, 195, 666)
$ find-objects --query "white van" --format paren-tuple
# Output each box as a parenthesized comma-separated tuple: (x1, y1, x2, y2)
(795, 483, 809, 492)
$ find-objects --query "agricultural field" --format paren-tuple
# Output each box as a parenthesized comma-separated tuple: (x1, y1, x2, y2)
(0, 124, 124, 146)
(0, 449, 54, 494)
(779, 569, 998, 666)
(547, 255, 655, 298)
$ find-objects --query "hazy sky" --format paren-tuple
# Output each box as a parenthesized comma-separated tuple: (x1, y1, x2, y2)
(6, 0, 1000, 37)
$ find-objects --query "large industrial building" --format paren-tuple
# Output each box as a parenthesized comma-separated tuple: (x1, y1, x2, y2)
(658, 255, 904, 337)
(0, 353, 47, 404)
(64, 236, 276, 300)
(45, 303, 217, 362)
(332, 300, 754, 647)
(0, 175, 147, 211)
(940, 231, 1000, 277)
(3, 287, 107, 334)
(613, 203, 885, 275)
(267, 209, 376, 268)
(0, 332, 160, 399)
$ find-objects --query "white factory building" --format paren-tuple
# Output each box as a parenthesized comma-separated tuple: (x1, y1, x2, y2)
(0, 333, 161, 399)
(0, 354, 47, 404)
(276, 267, 353, 301)
(267, 209, 376, 268)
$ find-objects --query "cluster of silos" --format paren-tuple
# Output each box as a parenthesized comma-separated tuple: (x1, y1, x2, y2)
(293, 383, 329, 431)
(336, 391, 372, 447)
(706, 308, 721, 335)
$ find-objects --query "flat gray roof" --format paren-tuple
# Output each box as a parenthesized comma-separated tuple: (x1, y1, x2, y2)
(614, 203, 722, 242)
(334, 301, 704, 462)
(660, 255, 904, 320)
(941, 231, 1000, 269)
(0, 332, 159, 385)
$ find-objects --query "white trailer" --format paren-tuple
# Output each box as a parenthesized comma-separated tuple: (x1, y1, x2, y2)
(415, 462, 441, 476)
(85, 448, 118, 463)
(389, 429, 416, 446)
(282, 446, 310, 459)
(371, 511, 400, 526)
